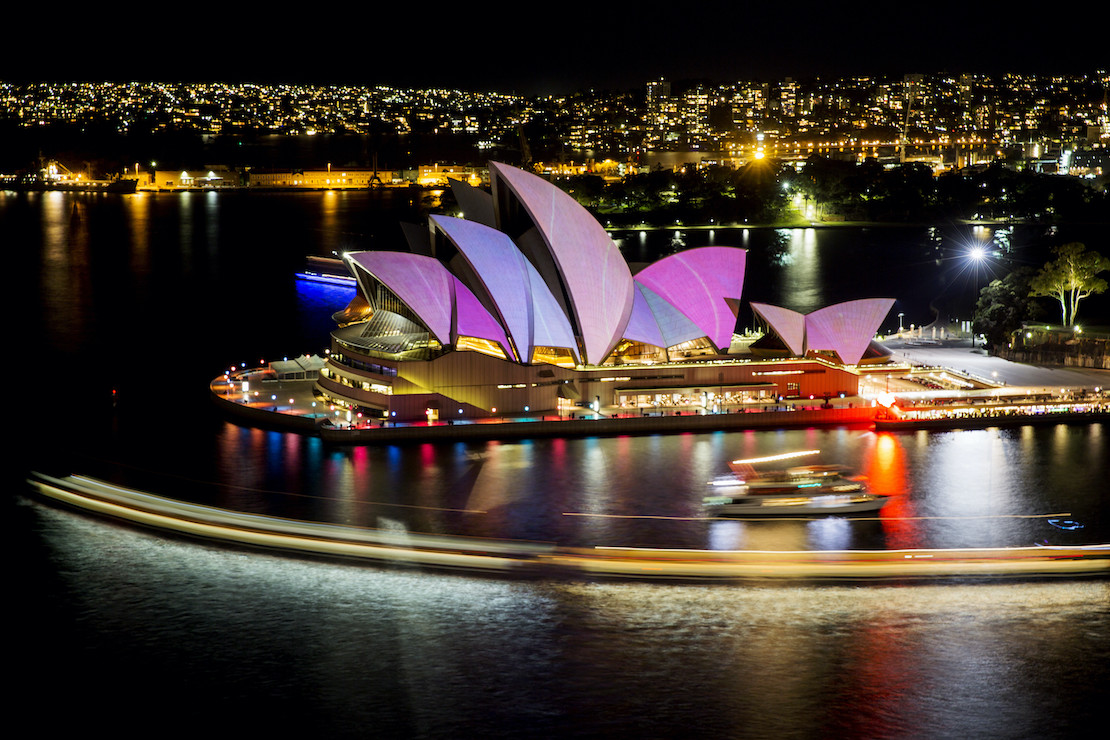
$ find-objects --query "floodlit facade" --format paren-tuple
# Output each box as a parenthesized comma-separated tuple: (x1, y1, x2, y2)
(315, 162, 888, 421)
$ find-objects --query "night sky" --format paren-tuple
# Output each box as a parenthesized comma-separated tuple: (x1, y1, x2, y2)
(14, 3, 1106, 93)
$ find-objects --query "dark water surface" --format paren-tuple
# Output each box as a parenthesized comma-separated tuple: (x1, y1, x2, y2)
(15, 501, 1109, 738)
(10, 189, 1109, 737)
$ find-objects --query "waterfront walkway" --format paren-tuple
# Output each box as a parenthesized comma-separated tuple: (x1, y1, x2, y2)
(209, 342, 1110, 442)
(208, 372, 881, 442)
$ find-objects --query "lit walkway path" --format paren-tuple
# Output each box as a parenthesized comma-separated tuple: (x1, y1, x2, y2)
(883, 339, 1110, 389)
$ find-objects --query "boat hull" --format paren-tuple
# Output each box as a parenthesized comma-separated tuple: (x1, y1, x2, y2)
(708, 495, 889, 517)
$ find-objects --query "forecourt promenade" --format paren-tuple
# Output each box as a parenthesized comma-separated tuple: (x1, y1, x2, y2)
(885, 340, 1109, 390)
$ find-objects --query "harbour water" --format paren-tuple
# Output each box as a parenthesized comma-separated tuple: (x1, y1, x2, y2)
(15, 501, 1109, 738)
(11, 188, 1109, 737)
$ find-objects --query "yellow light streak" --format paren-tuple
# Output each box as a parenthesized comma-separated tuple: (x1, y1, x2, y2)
(26, 473, 1110, 581)
(730, 450, 820, 466)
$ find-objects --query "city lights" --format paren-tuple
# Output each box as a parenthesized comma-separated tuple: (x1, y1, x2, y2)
(3, 70, 1107, 188)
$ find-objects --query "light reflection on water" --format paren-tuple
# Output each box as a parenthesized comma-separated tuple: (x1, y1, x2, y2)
(780, 227, 821, 311)
(18, 499, 1109, 738)
(196, 422, 1110, 551)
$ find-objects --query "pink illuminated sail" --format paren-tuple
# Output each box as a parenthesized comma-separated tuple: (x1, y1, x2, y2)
(636, 247, 746, 350)
(490, 162, 633, 364)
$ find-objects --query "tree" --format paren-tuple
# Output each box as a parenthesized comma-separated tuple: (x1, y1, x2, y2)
(1028, 243, 1110, 327)
(797, 155, 854, 219)
(973, 268, 1038, 350)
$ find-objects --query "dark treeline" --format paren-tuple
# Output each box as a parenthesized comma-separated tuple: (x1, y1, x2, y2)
(789, 157, 1108, 223)
(558, 157, 1109, 226)
(558, 161, 789, 227)
(0, 119, 489, 175)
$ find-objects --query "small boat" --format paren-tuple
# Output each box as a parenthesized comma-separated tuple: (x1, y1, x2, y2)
(295, 269, 356, 286)
(295, 255, 356, 286)
(704, 449, 888, 517)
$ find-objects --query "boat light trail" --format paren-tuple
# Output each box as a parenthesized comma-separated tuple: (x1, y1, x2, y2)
(27, 473, 1110, 580)
(70, 474, 489, 515)
(730, 450, 821, 465)
(561, 511, 1074, 521)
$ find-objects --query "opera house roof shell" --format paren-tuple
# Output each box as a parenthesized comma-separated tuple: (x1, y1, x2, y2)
(339, 162, 891, 368)
(343, 162, 747, 366)
(750, 299, 895, 365)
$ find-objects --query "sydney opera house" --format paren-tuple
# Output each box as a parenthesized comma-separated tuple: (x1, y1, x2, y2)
(313, 162, 894, 421)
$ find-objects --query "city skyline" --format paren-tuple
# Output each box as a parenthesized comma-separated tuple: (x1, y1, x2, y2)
(16, 3, 1106, 95)
(7, 70, 1105, 169)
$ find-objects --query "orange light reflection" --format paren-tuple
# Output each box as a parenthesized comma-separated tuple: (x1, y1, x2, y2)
(865, 432, 921, 548)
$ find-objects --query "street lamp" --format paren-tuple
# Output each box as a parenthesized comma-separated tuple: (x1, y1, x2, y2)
(967, 245, 989, 349)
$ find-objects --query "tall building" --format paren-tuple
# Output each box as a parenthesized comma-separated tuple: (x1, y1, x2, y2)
(646, 78, 677, 147)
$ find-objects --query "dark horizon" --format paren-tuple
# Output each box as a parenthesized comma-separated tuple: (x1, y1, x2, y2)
(16, 53, 1106, 98)
(14, 4, 1106, 96)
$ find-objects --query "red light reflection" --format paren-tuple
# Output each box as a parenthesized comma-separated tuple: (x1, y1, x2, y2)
(864, 432, 922, 548)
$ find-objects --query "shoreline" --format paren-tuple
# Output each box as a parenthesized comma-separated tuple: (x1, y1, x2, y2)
(8, 185, 1105, 231)
(209, 339, 1110, 443)
(209, 376, 1109, 444)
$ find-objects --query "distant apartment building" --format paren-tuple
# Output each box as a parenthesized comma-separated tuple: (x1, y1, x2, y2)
(1066, 147, 1110, 177)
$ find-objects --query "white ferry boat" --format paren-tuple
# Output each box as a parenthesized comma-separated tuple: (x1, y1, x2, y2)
(704, 450, 888, 517)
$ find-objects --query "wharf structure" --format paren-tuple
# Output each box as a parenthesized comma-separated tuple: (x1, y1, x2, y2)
(311, 162, 894, 424)
(141, 164, 485, 191)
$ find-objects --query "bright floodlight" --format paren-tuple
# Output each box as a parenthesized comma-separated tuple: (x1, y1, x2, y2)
(969, 246, 986, 261)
